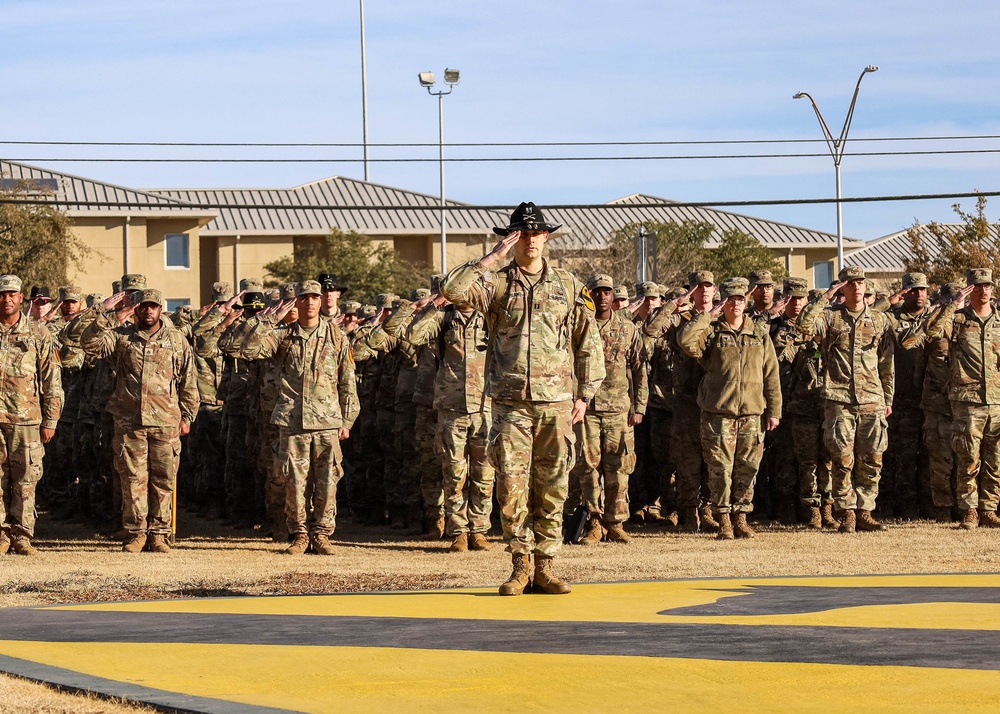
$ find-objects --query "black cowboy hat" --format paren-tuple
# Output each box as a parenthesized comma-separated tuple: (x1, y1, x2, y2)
(316, 273, 348, 295)
(493, 201, 562, 237)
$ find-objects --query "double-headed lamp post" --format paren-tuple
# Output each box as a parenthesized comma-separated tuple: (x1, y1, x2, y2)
(794, 65, 878, 271)
(419, 68, 460, 272)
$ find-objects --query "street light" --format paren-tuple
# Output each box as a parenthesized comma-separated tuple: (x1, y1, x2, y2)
(418, 68, 460, 272)
(794, 64, 878, 270)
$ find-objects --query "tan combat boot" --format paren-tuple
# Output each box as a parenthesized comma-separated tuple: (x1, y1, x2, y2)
(699, 505, 721, 533)
(838, 509, 856, 534)
(0, 531, 10, 556)
(311, 533, 336, 555)
(283, 533, 309, 555)
(604, 522, 632, 544)
(428, 515, 446, 540)
(122, 533, 147, 553)
(579, 515, 604, 546)
(499, 554, 532, 596)
(532, 554, 572, 594)
(732, 512, 755, 539)
(677, 507, 699, 533)
(449, 533, 469, 552)
(979, 509, 1000, 528)
(856, 510, 885, 532)
(717, 513, 735, 540)
(960, 509, 979, 530)
(807, 507, 823, 529)
(11, 535, 37, 556)
(820, 504, 839, 528)
(147, 534, 170, 553)
(469, 533, 491, 551)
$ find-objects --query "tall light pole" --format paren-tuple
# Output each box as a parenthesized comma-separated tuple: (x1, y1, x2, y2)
(359, 0, 370, 181)
(794, 65, 878, 270)
(419, 68, 460, 272)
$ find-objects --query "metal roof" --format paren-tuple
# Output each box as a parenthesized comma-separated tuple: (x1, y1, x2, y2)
(845, 224, 1000, 273)
(149, 177, 508, 237)
(0, 160, 215, 219)
(547, 193, 861, 251)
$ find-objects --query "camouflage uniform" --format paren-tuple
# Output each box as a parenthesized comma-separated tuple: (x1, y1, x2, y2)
(81, 290, 199, 537)
(570, 303, 647, 525)
(235, 287, 360, 539)
(678, 281, 782, 515)
(797, 271, 895, 515)
(409, 304, 494, 537)
(0, 296, 63, 542)
(443, 258, 605, 558)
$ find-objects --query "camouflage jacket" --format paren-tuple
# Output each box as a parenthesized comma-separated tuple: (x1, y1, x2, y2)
(678, 311, 782, 420)
(770, 313, 825, 416)
(0, 313, 63, 428)
(916, 329, 951, 417)
(408, 305, 489, 414)
(591, 312, 648, 415)
(235, 317, 359, 431)
(885, 304, 932, 404)
(442, 258, 605, 403)
(923, 303, 1000, 405)
(645, 305, 707, 408)
(81, 313, 199, 427)
(201, 309, 255, 416)
(797, 298, 894, 407)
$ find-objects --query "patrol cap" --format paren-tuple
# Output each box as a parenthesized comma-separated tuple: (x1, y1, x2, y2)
(838, 265, 866, 282)
(342, 300, 361, 315)
(86, 293, 105, 308)
(212, 281, 234, 302)
(720, 277, 750, 300)
(360, 304, 377, 319)
(242, 291, 267, 309)
(587, 274, 615, 291)
(664, 286, 687, 301)
(689, 270, 715, 287)
(0, 275, 22, 293)
(135, 288, 164, 307)
(265, 288, 281, 306)
(111, 280, 122, 294)
(967, 268, 993, 286)
(58, 286, 83, 303)
(902, 272, 929, 290)
(638, 281, 663, 299)
(411, 288, 431, 300)
(172, 305, 197, 326)
(430, 274, 446, 293)
(783, 277, 809, 298)
(239, 277, 264, 293)
(294, 280, 323, 297)
(376, 293, 398, 309)
(279, 282, 296, 300)
(941, 282, 964, 299)
(391, 298, 405, 311)
(613, 285, 629, 300)
(30, 286, 51, 301)
(865, 286, 875, 297)
(748, 269, 774, 287)
(121, 274, 147, 292)
(808, 288, 825, 301)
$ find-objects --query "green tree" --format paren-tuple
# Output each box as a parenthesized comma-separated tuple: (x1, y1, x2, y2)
(904, 194, 1000, 286)
(264, 227, 431, 305)
(0, 180, 91, 294)
(702, 228, 786, 283)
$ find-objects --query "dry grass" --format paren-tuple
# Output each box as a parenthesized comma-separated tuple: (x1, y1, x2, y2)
(2, 511, 999, 711)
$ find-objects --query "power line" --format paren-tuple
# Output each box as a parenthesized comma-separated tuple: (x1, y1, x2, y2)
(2, 190, 998, 210)
(3, 134, 1000, 148)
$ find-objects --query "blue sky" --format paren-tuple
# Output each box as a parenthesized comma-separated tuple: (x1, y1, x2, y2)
(2, 0, 1000, 241)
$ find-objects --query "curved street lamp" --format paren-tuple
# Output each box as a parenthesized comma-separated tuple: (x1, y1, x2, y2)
(419, 68, 461, 272)
(794, 65, 878, 270)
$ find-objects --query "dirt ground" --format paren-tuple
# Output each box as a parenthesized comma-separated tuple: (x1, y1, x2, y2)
(2, 510, 999, 712)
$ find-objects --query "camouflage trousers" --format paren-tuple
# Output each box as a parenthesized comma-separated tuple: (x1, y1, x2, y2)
(278, 427, 344, 536)
(438, 409, 495, 536)
(790, 412, 833, 507)
(192, 405, 225, 509)
(823, 401, 888, 512)
(700, 413, 764, 514)
(43, 418, 76, 512)
(362, 410, 386, 519)
(112, 419, 181, 536)
(630, 407, 672, 515)
(672, 400, 710, 509)
(0, 424, 44, 538)
(377, 410, 400, 509)
(223, 413, 255, 520)
(758, 421, 796, 516)
(570, 411, 635, 523)
(922, 410, 956, 508)
(883, 403, 925, 515)
(416, 406, 444, 520)
(950, 402, 1000, 512)
(393, 408, 421, 509)
(488, 400, 574, 558)
(261, 422, 284, 532)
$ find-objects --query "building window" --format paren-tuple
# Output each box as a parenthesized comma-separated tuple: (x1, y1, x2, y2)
(165, 233, 190, 269)
(814, 260, 834, 289)
(166, 299, 191, 312)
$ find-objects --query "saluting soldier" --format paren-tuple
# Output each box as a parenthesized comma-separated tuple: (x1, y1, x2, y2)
(443, 202, 605, 596)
